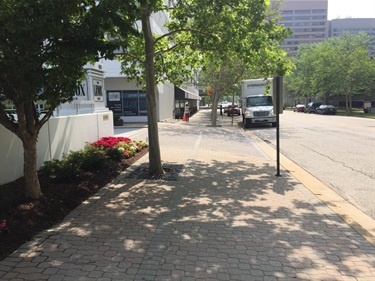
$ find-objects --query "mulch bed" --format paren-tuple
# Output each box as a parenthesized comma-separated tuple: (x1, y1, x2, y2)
(0, 148, 148, 262)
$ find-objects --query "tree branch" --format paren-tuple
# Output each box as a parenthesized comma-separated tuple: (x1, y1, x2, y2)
(118, 51, 145, 63)
(36, 108, 55, 131)
(154, 28, 218, 44)
(155, 43, 180, 57)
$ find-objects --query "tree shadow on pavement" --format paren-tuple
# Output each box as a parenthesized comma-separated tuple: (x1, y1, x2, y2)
(2, 157, 373, 281)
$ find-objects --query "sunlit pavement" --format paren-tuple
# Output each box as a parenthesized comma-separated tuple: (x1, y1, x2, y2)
(1, 109, 374, 281)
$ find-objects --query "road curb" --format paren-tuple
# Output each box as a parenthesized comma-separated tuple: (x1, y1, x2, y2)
(249, 131, 375, 247)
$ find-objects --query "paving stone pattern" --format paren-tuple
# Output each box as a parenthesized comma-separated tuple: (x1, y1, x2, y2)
(0, 110, 374, 281)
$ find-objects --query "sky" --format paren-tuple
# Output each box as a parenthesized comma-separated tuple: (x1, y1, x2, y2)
(328, 0, 375, 20)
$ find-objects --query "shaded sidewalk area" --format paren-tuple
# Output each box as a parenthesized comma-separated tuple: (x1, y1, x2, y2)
(0, 109, 374, 280)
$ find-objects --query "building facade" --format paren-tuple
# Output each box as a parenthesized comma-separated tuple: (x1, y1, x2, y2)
(274, 0, 375, 57)
(101, 11, 200, 124)
(330, 18, 375, 57)
(274, 0, 329, 55)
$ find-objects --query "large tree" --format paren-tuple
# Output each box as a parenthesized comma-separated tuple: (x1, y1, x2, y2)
(116, 0, 292, 174)
(115, 1, 202, 176)
(198, 58, 246, 126)
(288, 33, 375, 111)
(322, 33, 375, 111)
(175, 0, 292, 124)
(0, 0, 135, 199)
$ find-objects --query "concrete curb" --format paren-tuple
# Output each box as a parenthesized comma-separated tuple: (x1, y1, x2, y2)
(250, 130, 375, 246)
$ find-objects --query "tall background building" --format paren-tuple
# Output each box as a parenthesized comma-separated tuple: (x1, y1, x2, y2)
(273, 0, 374, 57)
(273, 0, 329, 55)
(273, 0, 375, 107)
(330, 18, 375, 57)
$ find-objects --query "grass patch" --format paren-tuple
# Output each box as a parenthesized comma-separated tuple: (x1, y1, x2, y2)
(286, 106, 375, 119)
(336, 109, 375, 119)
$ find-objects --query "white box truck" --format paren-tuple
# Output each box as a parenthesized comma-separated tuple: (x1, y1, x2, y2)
(240, 78, 277, 128)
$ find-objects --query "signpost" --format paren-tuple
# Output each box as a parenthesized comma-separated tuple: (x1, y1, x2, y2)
(273, 76, 283, 177)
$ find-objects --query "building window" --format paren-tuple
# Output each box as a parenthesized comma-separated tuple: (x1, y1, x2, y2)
(295, 16, 311, 20)
(106, 90, 147, 117)
(312, 9, 327, 14)
(295, 10, 311, 14)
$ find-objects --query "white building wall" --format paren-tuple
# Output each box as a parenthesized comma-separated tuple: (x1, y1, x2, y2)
(57, 63, 110, 116)
(157, 82, 175, 121)
(0, 112, 114, 185)
(151, 11, 170, 34)
(101, 10, 178, 123)
(105, 78, 142, 91)
(0, 130, 23, 185)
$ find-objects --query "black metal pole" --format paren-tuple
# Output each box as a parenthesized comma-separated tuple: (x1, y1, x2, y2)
(231, 95, 234, 125)
(276, 76, 281, 177)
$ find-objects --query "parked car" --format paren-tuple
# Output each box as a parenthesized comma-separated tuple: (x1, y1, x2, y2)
(304, 102, 322, 113)
(218, 103, 229, 114)
(293, 104, 305, 112)
(227, 105, 240, 116)
(315, 105, 337, 115)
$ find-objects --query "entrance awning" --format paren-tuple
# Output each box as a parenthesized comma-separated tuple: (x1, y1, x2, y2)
(175, 85, 201, 100)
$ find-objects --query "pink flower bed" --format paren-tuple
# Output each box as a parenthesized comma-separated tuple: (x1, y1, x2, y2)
(91, 137, 132, 149)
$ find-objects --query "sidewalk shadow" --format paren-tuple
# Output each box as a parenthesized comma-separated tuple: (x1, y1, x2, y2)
(6, 159, 372, 280)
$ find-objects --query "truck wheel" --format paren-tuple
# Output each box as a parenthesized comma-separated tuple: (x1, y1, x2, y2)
(272, 122, 277, 127)
(245, 119, 251, 128)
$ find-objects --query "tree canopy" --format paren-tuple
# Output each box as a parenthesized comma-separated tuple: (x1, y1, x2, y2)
(287, 33, 375, 110)
(115, 0, 293, 152)
(1, 0, 297, 196)
(0, 0, 135, 198)
(192, 1, 293, 125)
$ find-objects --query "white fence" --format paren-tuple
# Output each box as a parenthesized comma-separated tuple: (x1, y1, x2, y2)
(0, 112, 114, 185)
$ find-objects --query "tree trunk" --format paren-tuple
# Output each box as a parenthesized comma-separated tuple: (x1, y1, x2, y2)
(211, 95, 218, 127)
(345, 95, 349, 113)
(16, 101, 44, 199)
(142, 14, 164, 175)
(211, 88, 222, 127)
(1, 99, 45, 199)
(22, 137, 43, 199)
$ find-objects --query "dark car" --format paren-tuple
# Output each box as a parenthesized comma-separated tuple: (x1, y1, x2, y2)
(293, 104, 305, 112)
(304, 102, 322, 113)
(227, 105, 240, 116)
(315, 105, 337, 115)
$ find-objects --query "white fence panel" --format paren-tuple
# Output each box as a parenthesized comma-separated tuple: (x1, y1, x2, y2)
(0, 112, 114, 185)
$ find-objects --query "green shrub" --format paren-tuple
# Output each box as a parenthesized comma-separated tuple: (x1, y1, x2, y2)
(55, 160, 83, 182)
(78, 145, 108, 171)
(40, 137, 147, 183)
(40, 145, 110, 183)
(106, 147, 124, 162)
(39, 159, 61, 176)
(40, 157, 82, 183)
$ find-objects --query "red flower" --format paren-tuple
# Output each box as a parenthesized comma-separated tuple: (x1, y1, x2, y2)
(91, 137, 132, 149)
(124, 150, 131, 158)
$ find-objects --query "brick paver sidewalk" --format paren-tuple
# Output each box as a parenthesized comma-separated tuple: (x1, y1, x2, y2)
(0, 109, 374, 281)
